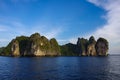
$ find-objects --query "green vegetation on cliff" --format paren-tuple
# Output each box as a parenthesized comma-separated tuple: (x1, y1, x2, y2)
(96, 38, 109, 50)
(2, 40, 13, 56)
(0, 33, 109, 57)
(0, 47, 5, 55)
(60, 43, 78, 56)
(1, 33, 61, 56)
(88, 36, 96, 44)
(60, 36, 109, 56)
(16, 36, 29, 55)
(77, 38, 88, 55)
(50, 38, 60, 55)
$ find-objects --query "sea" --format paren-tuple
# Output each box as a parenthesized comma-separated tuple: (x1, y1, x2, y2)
(0, 55, 120, 80)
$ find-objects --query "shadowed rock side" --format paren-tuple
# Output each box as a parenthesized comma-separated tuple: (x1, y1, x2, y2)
(1, 33, 60, 57)
(77, 38, 88, 56)
(95, 38, 109, 56)
(60, 36, 109, 56)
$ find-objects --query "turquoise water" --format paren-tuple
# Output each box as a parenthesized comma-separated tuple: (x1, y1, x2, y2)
(0, 55, 120, 80)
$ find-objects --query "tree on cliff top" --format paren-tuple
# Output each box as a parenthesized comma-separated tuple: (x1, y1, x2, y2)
(77, 38, 88, 54)
(50, 38, 60, 55)
(89, 36, 96, 44)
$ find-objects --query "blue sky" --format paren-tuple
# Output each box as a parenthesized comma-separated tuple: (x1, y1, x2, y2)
(0, 0, 120, 54)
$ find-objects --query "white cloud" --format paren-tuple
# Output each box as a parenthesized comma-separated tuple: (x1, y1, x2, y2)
(86, 0, 120, 54)
(44, 27, 62, 39)
(68, 0, 120, 54)
(69, 38, 77, 44)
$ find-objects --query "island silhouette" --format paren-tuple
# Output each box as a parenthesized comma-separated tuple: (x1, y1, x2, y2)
(0, 33, 108, 57)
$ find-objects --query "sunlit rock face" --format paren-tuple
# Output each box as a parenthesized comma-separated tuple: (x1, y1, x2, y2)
(95, 38, 109, 56)
(28, 33, 46, 56)
(87, 44, 96, 56)
(30, 43, 45, 56)
(3, 33, 61, 57)
(87, 36, 97, 56)
(11, 40, 20, 56)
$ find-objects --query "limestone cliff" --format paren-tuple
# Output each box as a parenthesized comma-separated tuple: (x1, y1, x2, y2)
(11, 39, 20, 56)
(95, 38, 109, 56)
(60, 36, 109, 56)
(87, 44, 96, 56)
(2, 33, 61, 56)
(87, 36, 96, 56)
(49, 38, 60, 56)
(1, 33, 109, 56)
(77, 38, 88, 56)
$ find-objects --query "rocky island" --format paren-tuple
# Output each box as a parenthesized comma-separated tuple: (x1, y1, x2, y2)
(0, 33, 60, 56)
(0, 33, 109, 57)
(60, 36, 109, 56)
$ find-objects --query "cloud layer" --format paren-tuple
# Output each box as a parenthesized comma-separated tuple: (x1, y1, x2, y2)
(87, 0, 120, 54)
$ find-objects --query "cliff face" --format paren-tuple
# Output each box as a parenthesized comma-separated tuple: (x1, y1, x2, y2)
(60, 36, 109, 56)
(87, 44, 96, 56)
(1, 33, 109, 57)
(95, 38, 109, 56)
(2, 33, 60, 56)
(11, 39, 20, 56)
(77, 38, 88, 56)
(87, 36, 96, 56)
(49, 38, 60, 56)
